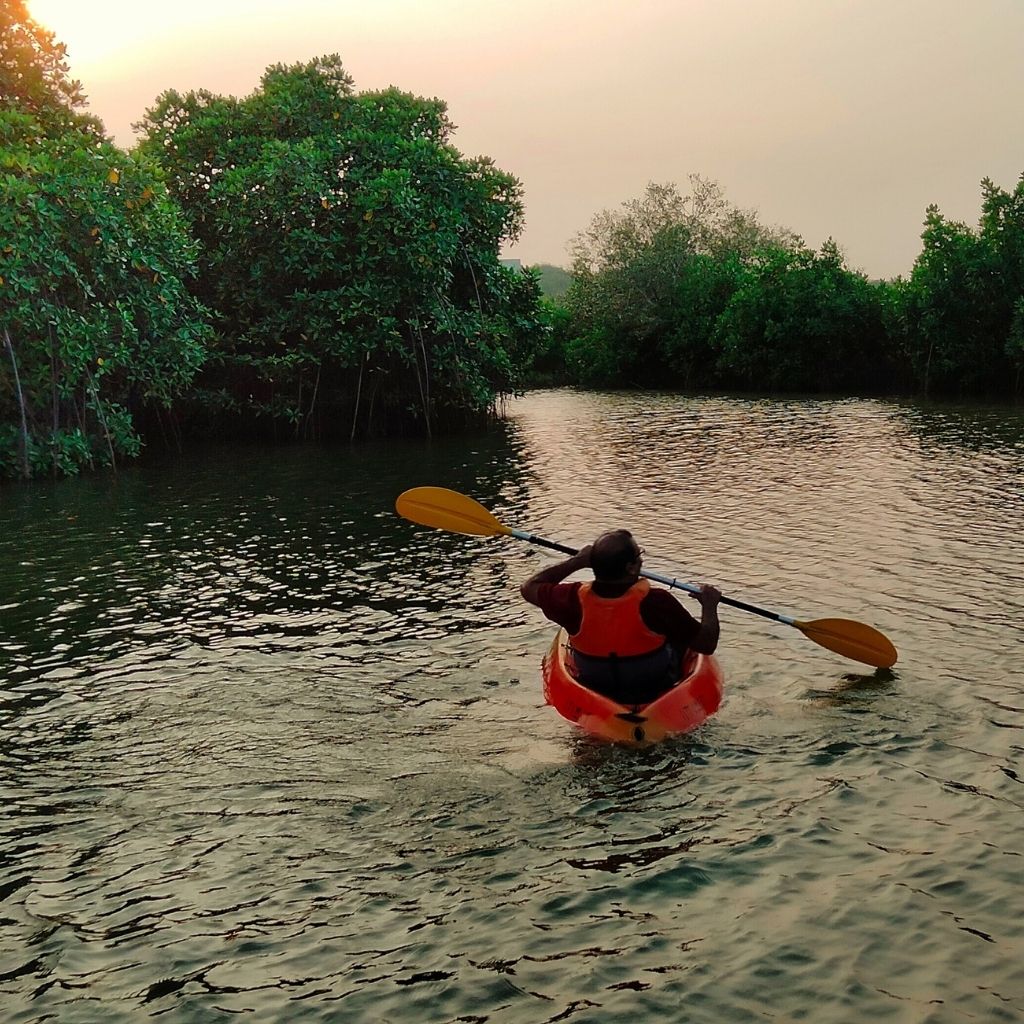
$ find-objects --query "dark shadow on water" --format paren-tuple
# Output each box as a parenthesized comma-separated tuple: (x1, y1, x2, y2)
(802, 667, 899, 707)
(892, 399, 1024, 456)
(546, 731, 728, 876)
(0, 421, 534, 733)
(561, 729, 717, 800)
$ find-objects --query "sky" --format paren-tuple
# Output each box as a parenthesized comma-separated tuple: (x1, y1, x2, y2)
(27, 0, 1024, 280)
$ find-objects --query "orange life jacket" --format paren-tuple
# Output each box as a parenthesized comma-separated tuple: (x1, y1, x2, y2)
(570, 579, 667, 658)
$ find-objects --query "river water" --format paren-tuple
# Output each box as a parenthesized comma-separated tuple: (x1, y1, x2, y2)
(1, 389, 1022, 1023)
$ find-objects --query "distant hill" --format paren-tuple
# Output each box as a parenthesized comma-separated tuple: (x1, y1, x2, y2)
(529, 263, 573, 299)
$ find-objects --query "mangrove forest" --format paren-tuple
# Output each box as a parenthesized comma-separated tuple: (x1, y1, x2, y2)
(2, 0, 1022, 480)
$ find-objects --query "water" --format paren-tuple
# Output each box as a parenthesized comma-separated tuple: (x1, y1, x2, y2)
(1, 390, 1022, 1023)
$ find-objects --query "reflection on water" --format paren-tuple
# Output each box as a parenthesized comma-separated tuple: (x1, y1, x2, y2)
(895, 398, 1024, 455)
(1, 391, 1022, 1023)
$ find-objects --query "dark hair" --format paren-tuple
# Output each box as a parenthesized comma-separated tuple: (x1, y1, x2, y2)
(591, 529, 639, 581)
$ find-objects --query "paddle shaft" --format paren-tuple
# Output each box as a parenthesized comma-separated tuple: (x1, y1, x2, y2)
(510, 529, 795, 626)
(394, 487, 897, 667)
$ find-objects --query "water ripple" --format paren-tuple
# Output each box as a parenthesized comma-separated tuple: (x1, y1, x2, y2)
(1, 393, 1022, 1022)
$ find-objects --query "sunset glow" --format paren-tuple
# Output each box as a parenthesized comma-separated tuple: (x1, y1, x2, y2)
(21, 1, 1024, 277)
(28, 1, 257, 64)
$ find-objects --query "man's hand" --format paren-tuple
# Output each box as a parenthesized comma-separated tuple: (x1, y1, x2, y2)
(520, 545, 593, 606)
(573, 544, 593, 568)
(689, 584, 722, 654)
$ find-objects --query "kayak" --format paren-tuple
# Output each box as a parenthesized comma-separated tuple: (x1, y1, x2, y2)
(542, 629, 724, 743)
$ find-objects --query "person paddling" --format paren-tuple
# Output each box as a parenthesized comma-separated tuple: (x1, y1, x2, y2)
(520, 529, 721, 705)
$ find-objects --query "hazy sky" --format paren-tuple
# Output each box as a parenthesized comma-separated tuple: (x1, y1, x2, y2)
(27, 0, 1024, 279)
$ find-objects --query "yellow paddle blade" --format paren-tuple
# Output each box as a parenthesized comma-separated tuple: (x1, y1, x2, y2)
(795, 617, 898, 669)
(395, 486, 512, 538)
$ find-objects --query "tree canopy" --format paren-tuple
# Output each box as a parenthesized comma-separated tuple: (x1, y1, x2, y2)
(0, 0, 103, 138)
(2, 39, 548, 476)
(136, 55, 546, 438)
(0, 110, 212, 477)
(0, 2, 213, 478)
(563, 178, 803, 386)
(3, 10, 1021, 481)
(549, 175, 1024, 398)
(895, 177, 1024, 395)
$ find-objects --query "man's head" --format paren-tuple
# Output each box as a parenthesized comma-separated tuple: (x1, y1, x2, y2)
(591, 529, 644, 582)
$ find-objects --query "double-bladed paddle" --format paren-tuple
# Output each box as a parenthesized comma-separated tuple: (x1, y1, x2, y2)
(395, 486, 898, 669)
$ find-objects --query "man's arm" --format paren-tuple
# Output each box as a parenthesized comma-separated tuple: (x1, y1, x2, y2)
(689, 585, 722, 654)
(520, 546, 592, 606)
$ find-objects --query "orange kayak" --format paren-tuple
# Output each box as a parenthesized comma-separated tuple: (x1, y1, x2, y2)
(541, 629, 724, 743)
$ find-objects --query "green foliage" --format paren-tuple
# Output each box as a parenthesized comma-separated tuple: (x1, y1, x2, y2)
(556, 174, 1024, 398)
(663, 253, 747, 388)
(6, 8, 1018, 486)
(1008, 297, 1024, 392)
(136, 55, 547, 437)
(562, 178, 800, 387)
(898, 176, 1024, 395)
(526, 298, 573, 383)
(714, 241, 893, 391)
(0, 110, 211, 477)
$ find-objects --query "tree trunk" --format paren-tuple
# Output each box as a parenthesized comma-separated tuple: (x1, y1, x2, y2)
(416, 324, 431, 406)
(408, 327, 432, 438)
(85, 370, 117, 473)
(72, 390, 96, 470)
(3, 326, 31, 479)
(433, 289, 469, 403)
(366, 372, 379, 437)
(170, 407, 183, 454)
(350, 355, 364, 441)
(154, 404, 171, 450)
(49, 324, 61, 476)
(460, 239, 485, 317)
(305, 361, 322, 441)
(294, 371, 307, 439)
